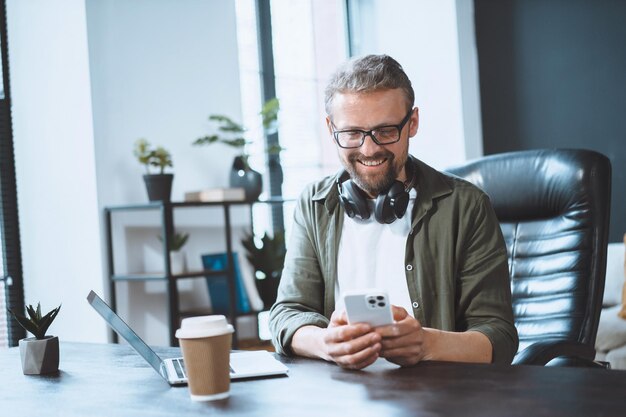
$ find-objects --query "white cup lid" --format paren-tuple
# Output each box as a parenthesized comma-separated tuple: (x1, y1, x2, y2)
(175, 315, 234, 339)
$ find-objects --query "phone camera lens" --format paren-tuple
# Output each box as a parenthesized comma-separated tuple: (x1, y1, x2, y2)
(378, 302, 386, 307)
(376, 296, 384, 301)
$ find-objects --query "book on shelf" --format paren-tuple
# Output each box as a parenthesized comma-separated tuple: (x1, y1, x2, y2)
(201, 252, 263, 316)
(184, 187, 246, 202)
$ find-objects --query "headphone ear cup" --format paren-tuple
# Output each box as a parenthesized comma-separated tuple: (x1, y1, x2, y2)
(374, 181, 409, 224)
(339, 195, 356, 218)
(340, 180, 371, 220)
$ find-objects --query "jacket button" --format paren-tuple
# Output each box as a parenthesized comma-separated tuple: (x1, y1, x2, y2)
(412, 301, 419, 309)
(406, 264, 413, 271)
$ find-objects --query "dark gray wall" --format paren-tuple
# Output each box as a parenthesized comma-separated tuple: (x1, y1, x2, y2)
(475, 0, 625, 242)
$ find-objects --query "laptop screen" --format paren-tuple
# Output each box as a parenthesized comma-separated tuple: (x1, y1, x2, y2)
(87, 291, 164, 375)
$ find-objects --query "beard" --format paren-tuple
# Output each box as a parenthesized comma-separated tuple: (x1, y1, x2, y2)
(344, 150, 405, 196)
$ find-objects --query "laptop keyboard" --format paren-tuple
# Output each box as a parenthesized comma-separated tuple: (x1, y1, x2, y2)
(172, 358, 186, 379)
(172, 358, 234, 379)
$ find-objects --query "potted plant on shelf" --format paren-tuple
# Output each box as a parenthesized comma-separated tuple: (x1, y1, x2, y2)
(241, 231, 286, 310)
(134, 138, 174, 202)
(158, 231, 190, 275)
(192, 98, 282, 201)
(8, 302, 62, 375)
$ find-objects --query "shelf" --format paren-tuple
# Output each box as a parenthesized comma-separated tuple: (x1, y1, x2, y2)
(105, 198, 291, 348)
(108, 206, 251, 228)
(112, 269, 232, 281)
(106, 198, 294, 212)
(112, 273, 167, 281)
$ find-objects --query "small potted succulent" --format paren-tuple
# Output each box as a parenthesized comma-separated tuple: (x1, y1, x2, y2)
(133, 138, 174, 202)
(193, 98, 282, 201)
(8, 302, 62, 375)
(241, 231, 286, 310)
(158, 231, 190, 275)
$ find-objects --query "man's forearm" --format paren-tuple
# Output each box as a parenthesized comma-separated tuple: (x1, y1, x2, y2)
(422, 329, 493, 363)
(291, 325, 329, 360)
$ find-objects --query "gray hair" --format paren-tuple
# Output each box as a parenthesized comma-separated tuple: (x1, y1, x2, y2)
(324, 54, 414, 116)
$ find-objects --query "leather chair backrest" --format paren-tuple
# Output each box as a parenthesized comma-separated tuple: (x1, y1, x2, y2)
(447, 149, 611, 354)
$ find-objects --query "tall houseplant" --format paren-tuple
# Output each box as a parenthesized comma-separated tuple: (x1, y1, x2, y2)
(241, 231, 286, 310)
(193, 98, 281, 201)
(134, 138, 174, 202)
(8, 302, 62, 375)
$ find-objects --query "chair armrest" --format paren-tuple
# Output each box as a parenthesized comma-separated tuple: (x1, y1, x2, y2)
(512, 339, 597, 366)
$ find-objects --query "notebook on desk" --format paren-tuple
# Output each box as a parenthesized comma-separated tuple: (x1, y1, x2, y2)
(86, 291, 288, 386)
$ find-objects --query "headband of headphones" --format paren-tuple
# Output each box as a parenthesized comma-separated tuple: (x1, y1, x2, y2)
(336, 156, 416, 224)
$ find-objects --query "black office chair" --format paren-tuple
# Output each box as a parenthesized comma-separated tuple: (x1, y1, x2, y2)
(446, 149, 611, 366)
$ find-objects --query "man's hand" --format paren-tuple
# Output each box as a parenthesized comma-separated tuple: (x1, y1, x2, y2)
(375, 306, 494, 365)
(291, 310, 382, 370)
(375, 306, 428, 367)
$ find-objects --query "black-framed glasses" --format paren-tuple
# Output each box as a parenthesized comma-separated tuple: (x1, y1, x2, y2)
(331, 109, 413, 149)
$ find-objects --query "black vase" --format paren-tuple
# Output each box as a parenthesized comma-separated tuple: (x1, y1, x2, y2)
(143, 174, 173, 202)
(229, 157, 262, 201)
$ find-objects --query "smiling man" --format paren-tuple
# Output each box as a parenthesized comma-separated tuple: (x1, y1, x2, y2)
(269, 55, 518, 369)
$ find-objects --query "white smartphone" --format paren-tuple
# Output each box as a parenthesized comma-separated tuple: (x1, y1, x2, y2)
(342, 289, 394, 327)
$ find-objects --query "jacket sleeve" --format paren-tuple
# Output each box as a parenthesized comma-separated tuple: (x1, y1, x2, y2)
(456, 193, 519, 365)
(269, 189, 329, 355)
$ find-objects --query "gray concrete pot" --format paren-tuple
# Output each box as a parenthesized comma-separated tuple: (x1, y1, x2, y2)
(19, 336, 60, 375)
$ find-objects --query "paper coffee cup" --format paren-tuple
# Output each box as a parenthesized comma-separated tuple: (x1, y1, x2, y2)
(175, 315, 234, 401)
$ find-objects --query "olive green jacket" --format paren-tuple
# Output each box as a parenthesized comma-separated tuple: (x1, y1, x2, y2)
(269, 157, 519, 364)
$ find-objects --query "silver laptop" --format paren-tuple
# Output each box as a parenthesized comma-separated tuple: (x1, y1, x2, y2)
(87, 291, 288, 385)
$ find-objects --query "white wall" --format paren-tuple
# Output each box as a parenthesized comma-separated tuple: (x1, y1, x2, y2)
(349, 0, 483, 168)
(7, 0, 245, 345)
(86, 0, 244, 206)
(7, 0, 105, 342)
(85, 0, 244, 346)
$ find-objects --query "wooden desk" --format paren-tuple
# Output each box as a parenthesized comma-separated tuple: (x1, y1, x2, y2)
(1, 342, 625, 416)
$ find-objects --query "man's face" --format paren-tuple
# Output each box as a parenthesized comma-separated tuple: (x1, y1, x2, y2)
(327, 89, 419, 197)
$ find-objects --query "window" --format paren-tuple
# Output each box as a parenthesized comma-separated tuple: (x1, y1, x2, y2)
(0, 1, 7, 348)
(0, 0, 25, 347)
(235, 0, 348, 236)
(269, 0, 348, 197)
(0, 266, 7, 348)
(0, 22, 3, 100)
(0, 5, 5, 347)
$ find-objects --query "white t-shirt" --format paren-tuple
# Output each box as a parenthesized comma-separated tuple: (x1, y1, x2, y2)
(335, 189, 417, 317)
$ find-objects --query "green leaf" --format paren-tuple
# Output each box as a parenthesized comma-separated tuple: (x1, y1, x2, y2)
(8, 303, 62, 340)
(208, 114, 235, 123)
(157, 232, 190, 251)
(240, 231, 286, 279)
(267, 144, 285, 155)
(261, 98, 280, 131)
(133, 139, 173, 174)
(218, 123, 246, 134)
(221, 138, 249, 148)
(196, 99, 281, 166)
(208, 115, 246, 134)
(173, 233, 190, 251)
(193, 135, 220, 146)
(8, 309, 39, 337)
(37, 306, 61, 339)
(133, 138, 151, 159)
(26, 304, 37, 321)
